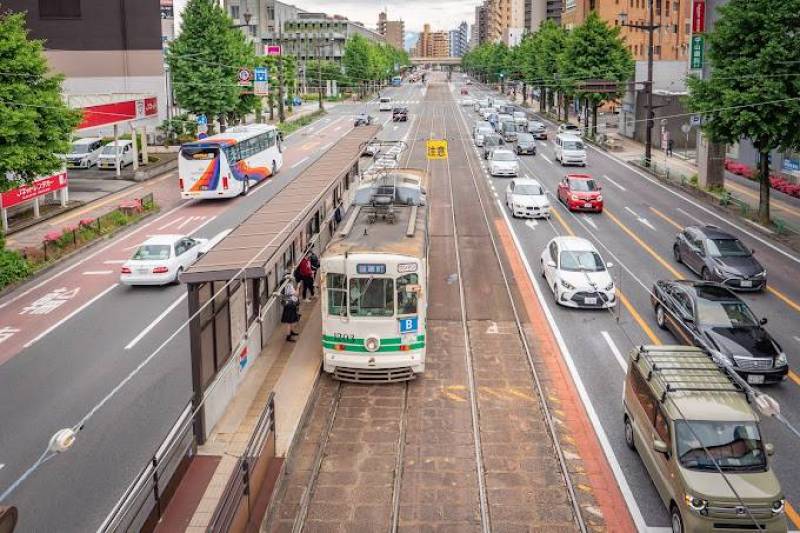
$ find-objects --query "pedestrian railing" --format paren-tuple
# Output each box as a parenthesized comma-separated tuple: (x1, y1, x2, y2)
(207, 393, 276, 533)
(98, 402, 195, 533)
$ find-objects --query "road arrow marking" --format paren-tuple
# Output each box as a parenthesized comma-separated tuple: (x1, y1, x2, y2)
(581, 216, 598, 230)
(624, 206, 656, 231)
(525, 219, 539, 229)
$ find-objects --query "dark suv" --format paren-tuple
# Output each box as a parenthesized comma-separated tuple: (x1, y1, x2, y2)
(651, 280, 788, 384)
(674, 225, 766, 291)
(392, 106, 408, 122)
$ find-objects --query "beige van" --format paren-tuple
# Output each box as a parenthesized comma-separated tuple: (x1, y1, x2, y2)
(623, 345, 787, 533)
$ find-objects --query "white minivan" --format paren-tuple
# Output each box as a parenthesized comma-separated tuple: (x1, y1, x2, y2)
(554, 133, 587, 167)
(97, 140, 135, 170)
(64, 137, 104, 169)
(379, 97, 392, 111)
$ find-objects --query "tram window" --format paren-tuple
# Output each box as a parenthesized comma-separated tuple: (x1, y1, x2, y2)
(396, 274, 419, 314)
(349, 277, 394, 317)
(327, 273, 347, 315)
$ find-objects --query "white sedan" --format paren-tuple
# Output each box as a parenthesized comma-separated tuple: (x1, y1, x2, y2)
(488, 149, 519, 177)
(120, 234, 209, 286)
(539, 236, 616, 308)
(506, 178, 550, 219)
(461, 98, 476, 107)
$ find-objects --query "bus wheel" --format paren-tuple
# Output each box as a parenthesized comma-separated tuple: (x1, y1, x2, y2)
(272, 161, 278, 177)
(241, 178, 250, 196)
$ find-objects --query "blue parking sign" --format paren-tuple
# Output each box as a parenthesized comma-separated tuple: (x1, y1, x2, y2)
(254, 66, 268, 82)
(399, 316, 418, 334)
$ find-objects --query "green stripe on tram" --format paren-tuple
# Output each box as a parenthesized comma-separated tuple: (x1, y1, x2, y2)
(322, 334, 426, 353)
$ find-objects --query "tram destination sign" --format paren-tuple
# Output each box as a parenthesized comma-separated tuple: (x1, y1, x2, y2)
(357, 263, 386, 275)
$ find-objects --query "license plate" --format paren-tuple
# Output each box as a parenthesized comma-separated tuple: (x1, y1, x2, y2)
(740, 280, 753, 287)
(584, 297, 597, 305)
(584, 203, 593, 208)
(747, 374, 765, 385)
(136, 268, 149, 275)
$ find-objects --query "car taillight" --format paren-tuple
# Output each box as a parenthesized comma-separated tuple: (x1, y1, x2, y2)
(153, 266, 169, 274)
(178, 177, 184, 190)
(121, 266, 131, 274)
(222, 176, 229, 190)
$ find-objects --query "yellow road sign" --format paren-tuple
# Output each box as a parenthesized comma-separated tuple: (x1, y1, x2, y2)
(426, 139, 448, 159)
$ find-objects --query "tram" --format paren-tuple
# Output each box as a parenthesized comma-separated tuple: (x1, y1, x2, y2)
(320, 169, 429, 382)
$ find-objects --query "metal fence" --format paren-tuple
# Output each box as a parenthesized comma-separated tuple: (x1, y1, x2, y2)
(208, 393, 276, 533)
(98, 402, 194, 533)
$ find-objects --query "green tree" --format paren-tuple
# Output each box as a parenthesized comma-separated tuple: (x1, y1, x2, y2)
(558, 12, 633, 136)
(527, 20, 568, 117)
(687, 0, 800, 224)
(343, 35, 372, 97)
(0, 11, 81, 188)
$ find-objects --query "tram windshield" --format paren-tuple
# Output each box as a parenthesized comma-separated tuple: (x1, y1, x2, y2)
(349, 277, 394, 317)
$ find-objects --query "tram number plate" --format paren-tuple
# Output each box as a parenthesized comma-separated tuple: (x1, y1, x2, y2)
(333, 333, 355, 341)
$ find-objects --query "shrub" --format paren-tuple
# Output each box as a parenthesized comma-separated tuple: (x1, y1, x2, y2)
(0, 248, 31, 290)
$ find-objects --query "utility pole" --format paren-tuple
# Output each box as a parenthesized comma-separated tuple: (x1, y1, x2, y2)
(277, 27, 285, 123)
(317, 36, 324, 111)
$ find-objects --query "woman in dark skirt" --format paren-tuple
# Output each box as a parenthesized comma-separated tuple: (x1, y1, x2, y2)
(279, 273, 300, 341)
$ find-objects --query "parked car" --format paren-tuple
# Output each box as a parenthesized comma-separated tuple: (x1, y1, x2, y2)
(63, 137, 104, 169)
(120, 234, 210, 286)
(558, 123, 582, 137)
(97, 140, 135, 169)
(515, 133, 537, 155)
(392, 106, 408, 122)
(554, 133, 587, 166)
(488, 149, 519, 177)
(623, 345, 788, 533)
(506, 178, 549, 218)
(527, 121, 547, 139)
(651, 280, 788, 384)
(557, 174, 603, 212)
(354, 112, 373, 127)
(482, 134, 505, 159)
(540, 236, 616, 308)
(673, 225, 767, 291)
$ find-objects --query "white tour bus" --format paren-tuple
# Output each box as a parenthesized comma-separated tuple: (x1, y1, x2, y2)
(179, 124, 283, 199)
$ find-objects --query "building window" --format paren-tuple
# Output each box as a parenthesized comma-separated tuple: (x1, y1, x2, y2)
(39, 0, 81, 18)
(230, 5, 240, 20)
(654, 45, 661, 55)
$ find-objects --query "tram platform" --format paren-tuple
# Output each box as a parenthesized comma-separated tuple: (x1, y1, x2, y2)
(153, 298, 325, 532)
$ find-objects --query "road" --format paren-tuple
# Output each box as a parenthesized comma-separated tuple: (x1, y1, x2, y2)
(461, 80, 800, 530)
(0, 84, 425, 531)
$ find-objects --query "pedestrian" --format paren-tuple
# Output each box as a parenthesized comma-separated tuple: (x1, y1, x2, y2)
(297, 255, 315, 301)
(667, 138, 674, 157)
(278, 274, 300, 342)
(308, 249, 321, 290)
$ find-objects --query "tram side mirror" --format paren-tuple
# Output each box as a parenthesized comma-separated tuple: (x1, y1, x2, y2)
(765, 442, 775, 456)
(653, 439, 668, 455)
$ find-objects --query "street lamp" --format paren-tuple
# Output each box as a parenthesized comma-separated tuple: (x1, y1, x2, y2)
(618, 4, 660, 167)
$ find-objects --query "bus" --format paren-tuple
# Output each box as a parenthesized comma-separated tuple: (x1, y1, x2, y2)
(179, 124, 283, 199)
(391, 76, 402, 87)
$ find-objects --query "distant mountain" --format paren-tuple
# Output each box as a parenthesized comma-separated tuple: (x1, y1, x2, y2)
(404, 32, 418, 52)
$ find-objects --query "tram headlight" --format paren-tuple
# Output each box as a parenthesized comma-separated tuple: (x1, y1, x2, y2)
(365, 336, 381, 352)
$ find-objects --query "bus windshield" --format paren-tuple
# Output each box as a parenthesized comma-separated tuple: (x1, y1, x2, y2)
(349, 277, 394, 317)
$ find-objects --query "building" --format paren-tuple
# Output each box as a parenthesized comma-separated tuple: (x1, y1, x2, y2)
(449, 22, 469, 57)
(475, 4, 489, 45)
(561, 0, 690, 62)
(412, 24, 450, 58)
(5, 0, 167, 129)
(377, 11, 405, 50)
(546, 0, 563, 25)
(524, 0, 547, 32)
(476, 0, 525, 45)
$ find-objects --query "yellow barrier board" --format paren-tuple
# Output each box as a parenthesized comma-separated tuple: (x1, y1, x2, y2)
(426, 139, 448, 159)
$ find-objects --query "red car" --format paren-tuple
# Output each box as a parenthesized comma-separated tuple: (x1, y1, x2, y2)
(557, 174, 603, 213)
(460, 87, 469, 95)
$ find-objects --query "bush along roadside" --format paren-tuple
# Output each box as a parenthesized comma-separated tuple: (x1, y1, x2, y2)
(277, 109, 326, 138)
(0, 194, 159, 292)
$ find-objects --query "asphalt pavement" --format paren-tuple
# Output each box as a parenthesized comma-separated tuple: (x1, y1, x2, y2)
(460, 80, 800, 530)
(0, 85, 425, 531)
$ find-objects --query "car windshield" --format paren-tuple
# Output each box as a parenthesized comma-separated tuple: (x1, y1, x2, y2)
(695, 298, 759, 327)
(568, 179, 597, 191)
(517, 134, 534, 143)
(563, 140, 585, 150)
(70, 144, 91, 154)
(132, 244, 171, 260)
(485, 136, 502, 146)
(676, 420, 766, 472)
(478, 127, 494, 135)
(101, 144, 124, 155)
(502, 121, 516, 131)
(707, 238, 751, 258)
(180, 145, 219, 161)
(563, 124, 579, 131)
(492, 152, 516, 161)
(514, 184, 543, 195)
(559, 250, 605, 272)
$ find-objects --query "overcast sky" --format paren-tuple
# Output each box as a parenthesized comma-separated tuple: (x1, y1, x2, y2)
(291, 0, 477, 34)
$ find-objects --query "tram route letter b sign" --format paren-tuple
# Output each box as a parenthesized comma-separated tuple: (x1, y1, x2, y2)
(399, 316, 419, 334)
(426, 139, 448, 159)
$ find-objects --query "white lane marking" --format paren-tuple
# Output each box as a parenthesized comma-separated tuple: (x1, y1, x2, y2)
(676, 207, 706, 225)
(794, 336, 800, 344)
(158, 216, 182, 231)
(82, 270, 113, 276)
(290, 156, 310, 169)
(124, 293, 188, 350)
(177, 215, 197, 230)
(541, 154, 553, 164)
(189, 215, 217, 236)
(333, 125, 342, 132)
(0, 464, 3, 470)
(585, 143, 800, 265)
(321, 143, 333, 151)
(23, 284, 119, 349)
(624, 206, 656, 231)
(601, 174, 627, 191)
(525, 219, 539, 229)
(581, 216, 598, 230)
(103, 260, 127, 265)
(538, 141, 547, 147)
(601, 331, 627, 371)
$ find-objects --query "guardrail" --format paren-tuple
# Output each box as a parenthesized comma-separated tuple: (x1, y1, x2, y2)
(208, 393, 276, 533)
(98, 402, 194, 533)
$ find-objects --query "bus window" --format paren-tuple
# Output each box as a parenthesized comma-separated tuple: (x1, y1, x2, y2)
(397, 274, 418, 314)
(223, 144, 241, 163)
(349, 278, 394, 317)
(327, 273, 347, 316)
(180, 145, 218, 160)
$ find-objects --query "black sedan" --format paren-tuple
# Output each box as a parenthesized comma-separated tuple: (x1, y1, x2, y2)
(673, 225, 766, 291)
(651, 280, 788, 384)
(392, 107, 408, 121)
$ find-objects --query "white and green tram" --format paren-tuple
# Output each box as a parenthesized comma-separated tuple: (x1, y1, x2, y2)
(321, 169, 428, 382)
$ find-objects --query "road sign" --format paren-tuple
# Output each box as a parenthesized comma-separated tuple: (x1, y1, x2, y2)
(426, 139, 448, 160)
(237, 67, 252, 86)
(690, 114, 702, 126)
(692, 0, 706, 33)
(196, 114, 207, 126)
(690, 35, 704, 69)
(265, 45, 281, 56)
(254, 66, 269, 95)
(681, 123, 692, 135)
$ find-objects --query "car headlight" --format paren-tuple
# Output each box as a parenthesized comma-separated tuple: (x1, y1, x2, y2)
(542, 203, 550, 209)
(596, 195, 603, 202)
(364, 336, 380, 352)
(571, 194, 579, 201)
(755, 269, 767, 278)
(775, 352, 787, 367)
(772, 499, 785, 514)
(604, 281, 614, 291)
(560, 279, 575, 290)
(685, 494, 708, 513)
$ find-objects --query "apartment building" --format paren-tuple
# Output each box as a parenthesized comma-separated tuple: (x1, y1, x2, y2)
(449, 22, 469, 57)
(412, 23, 450, 57)
(377, 11, 405, 50)
(476, 0, 525, 45)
